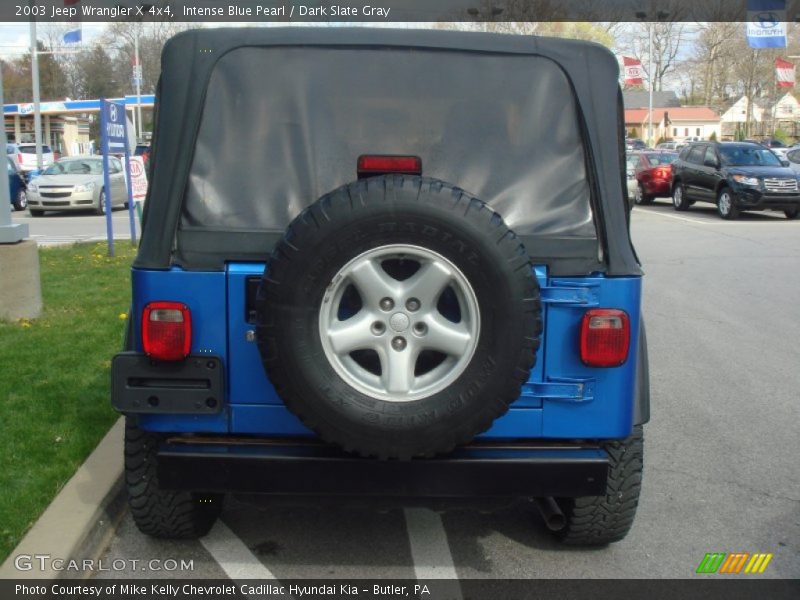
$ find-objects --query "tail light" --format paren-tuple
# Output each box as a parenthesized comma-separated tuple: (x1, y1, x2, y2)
(580, 309, 630, 367)
(654, 167, 671, 179)
(17, 153, 22, 164)
(142, 301, 191, 361)
(357, 155, 422, 178)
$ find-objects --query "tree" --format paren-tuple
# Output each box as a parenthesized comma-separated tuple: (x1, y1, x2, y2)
(75, 45, 120, 99)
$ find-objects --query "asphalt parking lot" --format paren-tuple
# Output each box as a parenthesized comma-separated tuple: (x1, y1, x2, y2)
(83, 201, 799, 581)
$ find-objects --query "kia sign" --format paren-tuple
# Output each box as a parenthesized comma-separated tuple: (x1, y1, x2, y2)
(129, 156, 148, 202)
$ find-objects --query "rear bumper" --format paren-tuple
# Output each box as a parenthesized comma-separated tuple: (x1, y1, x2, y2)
(157, 439, 609, 498)
(642, 178, 671, 195)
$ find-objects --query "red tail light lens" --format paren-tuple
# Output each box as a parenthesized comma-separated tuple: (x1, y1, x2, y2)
(654, 167, 671, 179)
(17, 153, 22, 164)
(357, 155, 422, 177)
(580, 309, 630, 367)
(142, 301, 191, 361)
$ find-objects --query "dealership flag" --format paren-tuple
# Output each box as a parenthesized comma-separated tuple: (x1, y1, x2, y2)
(747, 0, 787, 48)
(62, 1, 81, 44)
(623, 57, 644, 86)
(776, 58, 795, 87)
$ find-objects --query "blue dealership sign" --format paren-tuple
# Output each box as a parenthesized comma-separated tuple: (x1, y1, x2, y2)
(99, 99, 137, 256)
(746, 0, 787, 48)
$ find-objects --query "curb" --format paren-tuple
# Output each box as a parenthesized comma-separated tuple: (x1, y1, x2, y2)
(0, 417, 126, 579)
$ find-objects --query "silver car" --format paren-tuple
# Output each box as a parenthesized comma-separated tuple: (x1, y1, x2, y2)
(27, 156, 128, 216)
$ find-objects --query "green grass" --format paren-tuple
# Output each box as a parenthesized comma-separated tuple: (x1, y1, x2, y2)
(0, 242, 137, 562)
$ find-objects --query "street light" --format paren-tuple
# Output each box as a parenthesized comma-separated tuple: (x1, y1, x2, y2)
(636, 10, 670, 147)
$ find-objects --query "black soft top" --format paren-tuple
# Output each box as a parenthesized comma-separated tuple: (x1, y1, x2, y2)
(136, 27, 640, 277)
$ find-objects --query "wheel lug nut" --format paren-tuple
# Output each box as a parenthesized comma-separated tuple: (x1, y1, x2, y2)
(371, 321, 385, 335)
(413, 322, 427, 336)
(380, 297, 394, 311)
(406, 298, 421, 312)
(391, 336, 407, 351)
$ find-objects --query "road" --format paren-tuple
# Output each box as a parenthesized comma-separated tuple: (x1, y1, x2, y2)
(82, 202, 800, 581)
(10, 208, 139, 246)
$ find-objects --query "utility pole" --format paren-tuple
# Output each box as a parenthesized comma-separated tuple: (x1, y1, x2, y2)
(134, 32, 143, 140)
(29, 19, 43, 171)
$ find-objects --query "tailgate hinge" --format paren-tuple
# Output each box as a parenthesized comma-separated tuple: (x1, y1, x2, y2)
(521, 378, 595, 404)
(540, 281, 600, 307)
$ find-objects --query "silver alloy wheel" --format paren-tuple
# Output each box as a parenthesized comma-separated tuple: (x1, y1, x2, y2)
(319, 244, 480, 402)
(634, 184, 643, 204)
(673, 185, 682, 208)
(718, 191, 732, 216)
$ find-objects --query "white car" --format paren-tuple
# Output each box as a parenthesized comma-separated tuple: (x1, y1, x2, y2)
(6, 142, 55, 173)
(26, 156, 128, 216)
(783, 147, 800, 174)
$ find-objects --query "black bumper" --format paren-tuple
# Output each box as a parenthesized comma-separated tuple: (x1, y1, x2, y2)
(157, 439, 609, 498)
(735, 189, 800, 210)
(111, 352, 224, 414)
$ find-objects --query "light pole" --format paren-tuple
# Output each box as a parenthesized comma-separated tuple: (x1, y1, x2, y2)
(636, 11, 670, 147)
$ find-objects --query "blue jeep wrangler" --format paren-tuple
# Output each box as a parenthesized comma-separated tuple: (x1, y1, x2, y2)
(112, 28, 648, 546)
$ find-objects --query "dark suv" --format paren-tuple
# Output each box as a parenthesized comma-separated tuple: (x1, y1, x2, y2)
(671, 141, 800, 219)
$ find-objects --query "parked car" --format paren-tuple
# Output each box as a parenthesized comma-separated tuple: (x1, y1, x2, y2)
(134, 142, 151, 168)
(6, 157, 27, 211)
(630, 151, 678, 206)
(26, 156, 128, 216)
(655, 142, 680, 151)
(671, 141, 800, 219)
(626, 138, 647, 151)
(625, 153, 641, 202)
(111, 28, 649, 547)
(6, 142, 55, 174)
(783, 147, 800, 173)
(761, 138, 786, 149)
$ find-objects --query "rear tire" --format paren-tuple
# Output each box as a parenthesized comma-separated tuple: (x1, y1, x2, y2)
(634, 183, 653, 206)
(784, 208, 799, 220)
(557, 426, 644, 546)
(672, 182, 690, 211)
(125, 418, 223, 538)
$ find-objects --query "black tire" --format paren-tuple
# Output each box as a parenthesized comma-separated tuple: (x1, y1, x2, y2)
(13, 189, 28, 211)
(672, 181, 690, 211)
(125, 418, 223, 538)
(95, 189, 107, 216)
(29, 209, 44, 217)
(257, 175, 542, 459)
(716, 187, 739, 220)
(784, 208, 799, 220)
(634, 182, 653, 206)
(558, 426, 644, 546)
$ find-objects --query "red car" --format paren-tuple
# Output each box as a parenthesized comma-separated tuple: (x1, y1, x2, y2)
(630, 151, 678, 205)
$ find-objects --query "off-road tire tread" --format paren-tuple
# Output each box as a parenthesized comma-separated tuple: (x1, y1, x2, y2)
(559, 426, 644, 546)
(125, 418, 222, 539)
(258, 175, 542, 459)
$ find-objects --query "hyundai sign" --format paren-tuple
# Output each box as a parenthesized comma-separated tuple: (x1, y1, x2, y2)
(102, 100, 127, 149)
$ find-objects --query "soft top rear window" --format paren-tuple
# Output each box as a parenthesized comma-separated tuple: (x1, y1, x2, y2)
(182, 46, 596, 242)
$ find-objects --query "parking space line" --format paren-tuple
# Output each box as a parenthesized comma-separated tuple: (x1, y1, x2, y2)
(404, 508, 461, 585)
(632, 208, 711, 225)
(200, 520, 283, 582)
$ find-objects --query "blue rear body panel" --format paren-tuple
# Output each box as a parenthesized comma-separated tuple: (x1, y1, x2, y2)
(133, 264, 641, 440)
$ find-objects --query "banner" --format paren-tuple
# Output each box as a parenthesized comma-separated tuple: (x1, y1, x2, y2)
(622, 56, 644, 86)
(776, 58, 795, 87)
(62, 1, 81, 44)
(746, 0, 787, 48)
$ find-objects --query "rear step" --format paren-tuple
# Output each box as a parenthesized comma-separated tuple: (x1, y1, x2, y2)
(157, 440, 608, 497)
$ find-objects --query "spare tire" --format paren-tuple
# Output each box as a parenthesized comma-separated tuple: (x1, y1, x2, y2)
(256, 175, 542, 458)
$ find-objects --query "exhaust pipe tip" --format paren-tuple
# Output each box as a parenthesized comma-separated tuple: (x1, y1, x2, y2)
(533, 497, 566, 532)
